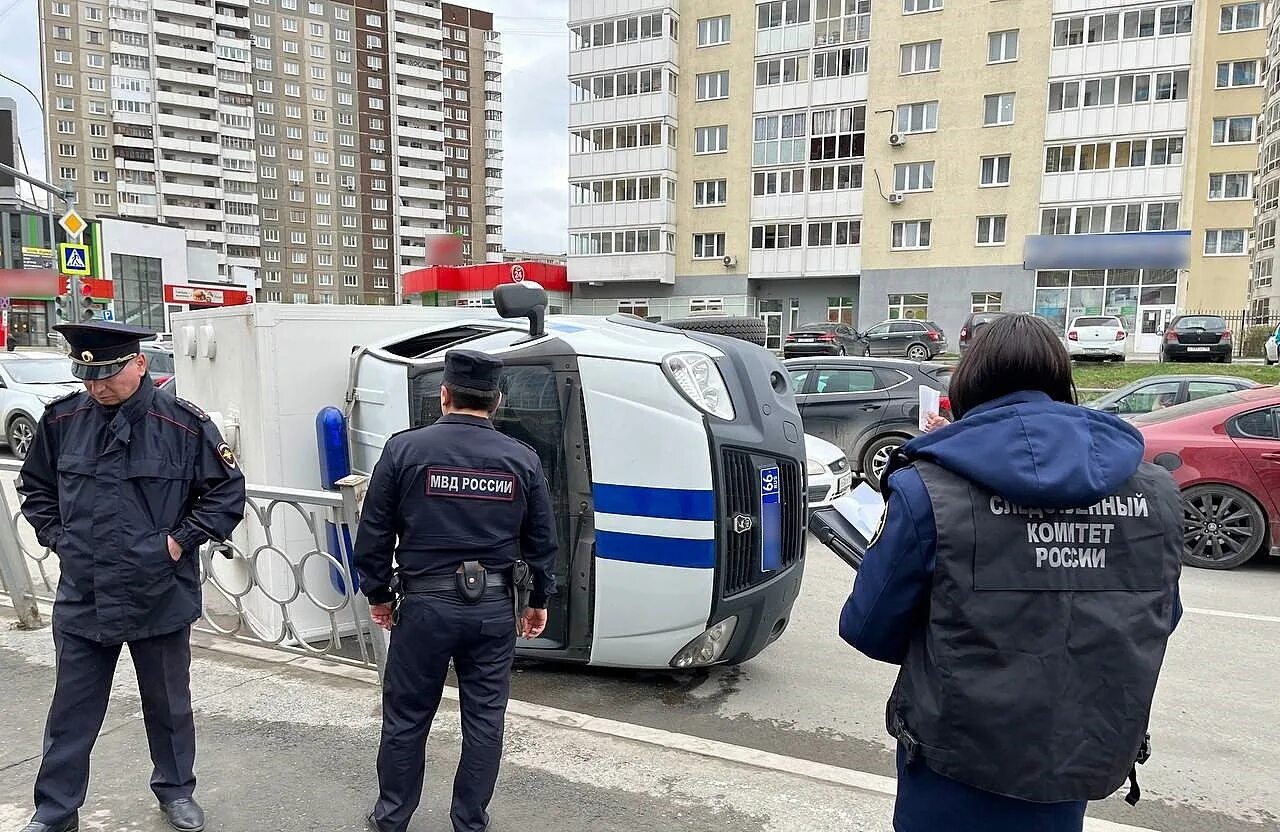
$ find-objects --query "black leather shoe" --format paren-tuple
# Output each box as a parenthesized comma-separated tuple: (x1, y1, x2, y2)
(18, 816, 78, 832)
(366, 812, 390, 832)
(159, 799, 205, 832)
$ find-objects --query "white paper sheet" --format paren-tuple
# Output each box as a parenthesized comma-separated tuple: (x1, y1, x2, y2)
(830, 482, 886, 545)
(918, 385, 941, 431)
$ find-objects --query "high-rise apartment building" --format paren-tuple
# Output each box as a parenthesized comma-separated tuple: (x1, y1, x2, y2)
(1251, 0, 1280, 317)
(566, 1, 1266, 348)
(38, 0, 501, 305)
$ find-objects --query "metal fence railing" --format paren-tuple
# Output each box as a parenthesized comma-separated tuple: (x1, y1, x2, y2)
(0, 459, 385, 673)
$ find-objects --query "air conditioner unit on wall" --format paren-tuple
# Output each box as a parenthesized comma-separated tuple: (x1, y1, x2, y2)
(888, 192, 905, 205)
(888, 132, 905, 147)
(722, 254, 738, 268)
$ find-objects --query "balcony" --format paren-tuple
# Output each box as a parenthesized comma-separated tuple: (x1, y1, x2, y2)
(156, 89, 219, 110)
(226, 232, 260, 247)
(394, 40, 444, 62)
(113, 133, 156, 150)
(157, 111, 219, 132)
(568, 38, 676, 79)
(156, 134, 219, 155)
(750, 191, 865, 223)
(570, 200, 674, 230)
(570, 92, 676, 129)
(154, 65, 218, 87)
(485, 79, 502, 94)
(215, 11, 250, 30)
(154, 20, 214, 40)
(568, 251, 674, 284)
(568, 145, 676, 179)
(1041, 166, 1184, 204)
(396, 82, 443, 102)
(155, 43, 217, 64)
(396, 122, 445, 142)
(183, 227, 228, 244)
(395, 62, 444, 84)
(749, 247, 862, 279)
(1045, 101, 1189, 142)
(394, 17, 441, 41)
(485, 176, 503, 189)
(163, 203, 225, 223)
(486, 232, 502, 245)
(399, 243, 428, 260)
(155, 0, 215, 18)
(395, 0, 442, 20)
(398, 143, 446, 162)
(400, 184, 446, 201)
(400, 203, 447, 221)
(158, 159, 223, 178)
(166, 183, 222, 199)
(1050, 36, 1192, 79)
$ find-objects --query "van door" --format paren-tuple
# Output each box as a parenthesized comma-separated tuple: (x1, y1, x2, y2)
(405, 360, 587, 658)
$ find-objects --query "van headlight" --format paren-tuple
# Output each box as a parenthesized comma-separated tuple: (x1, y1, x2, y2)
(670, 616, 738, 669)
(662, 352, 735, 421)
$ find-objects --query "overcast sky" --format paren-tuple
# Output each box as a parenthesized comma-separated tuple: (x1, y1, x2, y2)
(0, 1, 571, 254)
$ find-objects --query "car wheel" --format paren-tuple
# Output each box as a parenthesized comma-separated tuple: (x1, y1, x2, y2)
(906, 344, 929, 362)
(1220, 353, 1233, 364)
(7, 414, 36, 461)
(861, 344, 871, 357)
(1181, 484, 1266, 570)
(861, 435, 907, 492)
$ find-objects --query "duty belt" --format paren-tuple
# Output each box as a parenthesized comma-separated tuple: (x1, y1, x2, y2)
(400, 572, 511, 594)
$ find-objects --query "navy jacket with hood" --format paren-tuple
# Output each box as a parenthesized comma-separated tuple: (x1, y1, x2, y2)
(839, 391, 1182, 832)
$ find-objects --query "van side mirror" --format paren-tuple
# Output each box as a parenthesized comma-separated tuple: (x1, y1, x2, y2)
(494, 281, 548, 338)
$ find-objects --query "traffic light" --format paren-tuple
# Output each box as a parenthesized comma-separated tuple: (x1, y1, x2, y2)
(54, 293, 69, 321)
(81, 284, 96, 321)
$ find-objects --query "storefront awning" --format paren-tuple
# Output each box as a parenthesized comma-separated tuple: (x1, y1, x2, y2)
(1023, 231, 1191, 271)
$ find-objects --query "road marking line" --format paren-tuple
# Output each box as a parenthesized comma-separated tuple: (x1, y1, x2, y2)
(1186, 606, 1280, 624)
(189, 633, 1163, 832)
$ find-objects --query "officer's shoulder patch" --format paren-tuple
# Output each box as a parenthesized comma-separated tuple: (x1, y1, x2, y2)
(217, 442, 237, 469)
(174, 397, 210, 422)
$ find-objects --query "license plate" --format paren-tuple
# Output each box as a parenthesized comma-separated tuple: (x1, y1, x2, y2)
(760, 467, 782, 573)
(837, 473, 853, 494)
(1188, 346, 1211, 352)
(1085, 348, 1107, 353)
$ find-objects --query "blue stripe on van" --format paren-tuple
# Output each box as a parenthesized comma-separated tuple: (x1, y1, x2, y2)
(592, 484, 716, 522)
(596, 530, 716, 569)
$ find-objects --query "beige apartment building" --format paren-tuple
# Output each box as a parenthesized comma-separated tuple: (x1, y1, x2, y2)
(38, 0, 502, 306)
(567, 0, 1267, 348)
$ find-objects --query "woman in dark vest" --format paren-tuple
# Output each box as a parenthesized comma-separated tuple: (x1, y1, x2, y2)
(840, 313, 1183, 832)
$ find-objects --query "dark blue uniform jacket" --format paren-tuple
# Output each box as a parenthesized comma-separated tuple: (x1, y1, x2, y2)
(18, 378, 246, 644)
(839, 391, 1182, 832)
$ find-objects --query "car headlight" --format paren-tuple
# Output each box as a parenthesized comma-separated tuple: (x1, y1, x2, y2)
(662, 352, 734, 421)
(806, 457, 825, 476)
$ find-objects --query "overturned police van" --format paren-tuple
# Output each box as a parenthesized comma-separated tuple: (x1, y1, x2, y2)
(172, 283, 807, 670)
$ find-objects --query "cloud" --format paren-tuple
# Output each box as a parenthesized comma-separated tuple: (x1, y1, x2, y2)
(0, 1, 572, 252)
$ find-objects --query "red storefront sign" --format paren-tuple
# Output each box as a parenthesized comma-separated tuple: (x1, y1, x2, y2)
(402, 262, 570, 295)
(54, 277, 251, 306)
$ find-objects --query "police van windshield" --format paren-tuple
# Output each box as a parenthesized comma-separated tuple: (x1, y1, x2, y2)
(2, 359, 78, 385)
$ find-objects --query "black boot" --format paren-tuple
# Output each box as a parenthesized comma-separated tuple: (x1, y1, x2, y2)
(159, 798, 205, 832)
(18, 815, 78, 832)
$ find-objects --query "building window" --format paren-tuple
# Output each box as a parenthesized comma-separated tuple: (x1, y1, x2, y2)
(900, 40, 941, 74)
(1204, 229, 1247, 256)
(976, 215, 1007, 246)
(618, 299, 649, 318)
(753, 168, 806, 195)
(755, 57, 806, 87)
(891, 220, 931, 250)
(988, 30, 1018, 63)
(753, 113, 807, 164)
(809, 162, 862, 191)
(111, 254, 164, 330)
(690, 298, 724, 313)
(980, 155, 1011, 186)
(696, 70, 731, 101)
(751, 223, 803, 249)
(757, 0, 811, 29)
(806, 220, 861, 246)
(1221, 3, 1262, 32)
(695, 125, 729, 154)
(694, 179, 728, 206)
(1216, 60, 1260, 89)
(888, 294, 929, 320)
(825, 297, 855, 324)
(692, 233, 727, 259)
(897, 101, 938, 134)
(1213, 116, 1257, 144)
(971, 292, 1003, 313)
(903, 0, 942, 12)
(1209, 172, 1252, 200)
(983, 93, 1016, 126)
(893, 161, 935, 193)
(54, 50, 72, 64)
(697, 15, 731, 46)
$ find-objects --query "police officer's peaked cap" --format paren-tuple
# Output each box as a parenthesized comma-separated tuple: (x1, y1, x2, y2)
(444, 349, 503, 392)
(54, 321, 157, 381)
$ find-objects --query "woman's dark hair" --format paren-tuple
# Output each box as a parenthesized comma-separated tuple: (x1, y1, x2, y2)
(444, 382, 501, 414)
(948, 313, 1077, 419)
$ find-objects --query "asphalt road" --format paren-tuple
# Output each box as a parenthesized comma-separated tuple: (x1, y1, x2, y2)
(508, 541, 1280, 832)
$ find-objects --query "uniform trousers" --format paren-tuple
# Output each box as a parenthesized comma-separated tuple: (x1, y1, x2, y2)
(373, 592, 516, 832)
(34, 624, 196, 825)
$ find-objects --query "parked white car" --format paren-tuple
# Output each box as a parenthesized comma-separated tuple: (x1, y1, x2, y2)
(0, 352, 81, 460)
(1265, 324, 1280, 365)
(806, 433, 853, 510)
(1067, 315, 1127, 361)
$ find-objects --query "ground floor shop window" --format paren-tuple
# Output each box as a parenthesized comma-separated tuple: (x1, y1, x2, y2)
(971, 292, 1003, 313)
(1034, 268, 1176, 333)
(617, 299, 649, 318)
(111, 253, 165, 330)
(8, 301, 50, 347)
(827, 296, 855, 324)
(887, 293, 929, 320)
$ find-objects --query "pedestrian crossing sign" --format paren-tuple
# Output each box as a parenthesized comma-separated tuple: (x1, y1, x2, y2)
(58, 243, 91, 276)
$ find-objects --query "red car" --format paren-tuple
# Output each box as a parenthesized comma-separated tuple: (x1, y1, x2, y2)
(1133, 386, 1280, 569)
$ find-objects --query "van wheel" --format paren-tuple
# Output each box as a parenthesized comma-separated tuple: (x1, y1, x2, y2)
(7, 415, 35, 461)
(663, 315, 768, 347)
(1182, 484, 1265, 569)
(861, 436, 907, 492)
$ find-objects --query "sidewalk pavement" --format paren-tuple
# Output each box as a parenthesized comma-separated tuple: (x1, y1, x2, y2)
(0, 614, 1159, 832)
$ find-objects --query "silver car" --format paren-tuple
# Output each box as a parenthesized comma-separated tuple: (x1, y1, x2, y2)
(0, 352, 82, 460)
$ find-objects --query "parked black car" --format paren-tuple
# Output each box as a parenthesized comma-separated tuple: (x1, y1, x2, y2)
(782, 322, 868, 358)
(958, 311, 1011, 354)
(786, 357, 951, 490)
(1162, 314, 1233, 363)
(1087, 374, 1262, 417)
(861, 319, 948, 361)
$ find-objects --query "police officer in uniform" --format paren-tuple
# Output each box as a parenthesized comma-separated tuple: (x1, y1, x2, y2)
(839, 314, 1182, 832)
(355, 349, 558, 832)
(15, 322, 246, 832)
